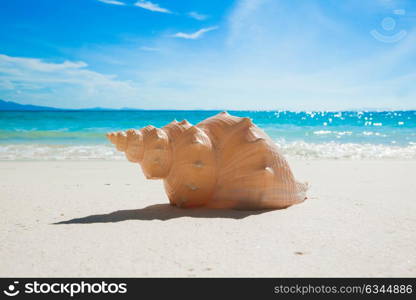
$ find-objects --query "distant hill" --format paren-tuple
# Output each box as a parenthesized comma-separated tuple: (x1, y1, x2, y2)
(0, 99, 144, 111)
(0, 99, 63, 111)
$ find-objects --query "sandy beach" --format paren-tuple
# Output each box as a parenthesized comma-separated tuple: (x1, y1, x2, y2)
(0, 160, 415, 277)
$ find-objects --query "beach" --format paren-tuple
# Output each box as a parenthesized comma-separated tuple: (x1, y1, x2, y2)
(2, 0, 416, 285)
(1, 159, 415, 277)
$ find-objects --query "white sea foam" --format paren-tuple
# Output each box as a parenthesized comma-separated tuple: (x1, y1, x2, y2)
(276, 141, 416, 160)
(0, 142, 415, 161)
(313, 130, 352, 136)
(0, 144, 124, 161)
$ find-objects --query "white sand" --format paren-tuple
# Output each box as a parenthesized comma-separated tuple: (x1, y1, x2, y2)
(0, 160, 415, 277)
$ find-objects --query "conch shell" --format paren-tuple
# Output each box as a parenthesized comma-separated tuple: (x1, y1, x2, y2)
(107, 112, 307, 209)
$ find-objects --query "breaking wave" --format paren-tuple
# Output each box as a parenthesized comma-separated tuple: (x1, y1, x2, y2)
(1, 142, 415, 161)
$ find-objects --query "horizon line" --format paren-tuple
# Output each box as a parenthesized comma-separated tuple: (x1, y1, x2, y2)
(1, 99, 415, 112)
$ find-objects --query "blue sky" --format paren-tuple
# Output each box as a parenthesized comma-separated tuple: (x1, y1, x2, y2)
(0, 0, 415, 110)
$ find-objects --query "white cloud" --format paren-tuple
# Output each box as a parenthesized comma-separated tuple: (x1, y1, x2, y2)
(134, 1, 171, 13)
(188, 11, 208, 21)
(172, 26, 218, 39)
(97, 0, 126, 6)
(0, 54, 138, 108)
(0, 54, 87, 72)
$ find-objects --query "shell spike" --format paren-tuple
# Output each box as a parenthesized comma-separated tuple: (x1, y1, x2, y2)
(106, 132, 117, 144)
(238, 117, 252, 127)
(149, 127, 165, 139)
(187, 125, 200, 134)
(179, 119, 191, 126)
(166, 119, 179, 126)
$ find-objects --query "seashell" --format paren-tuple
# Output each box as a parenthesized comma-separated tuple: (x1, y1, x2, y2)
(107, 112, 308, 210)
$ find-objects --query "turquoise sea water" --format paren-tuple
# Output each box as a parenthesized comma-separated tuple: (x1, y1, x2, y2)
(0, 110, 415, 160)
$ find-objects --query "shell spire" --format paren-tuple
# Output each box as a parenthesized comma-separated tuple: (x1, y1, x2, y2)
(106, 129, 144, 163)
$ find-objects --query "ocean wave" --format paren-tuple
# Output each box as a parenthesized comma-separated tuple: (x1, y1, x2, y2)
(276, 141, 416, 160)
(0, 142, 415, 161)
(313, 130, 352, 136)
(0, 144, 124, 160)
